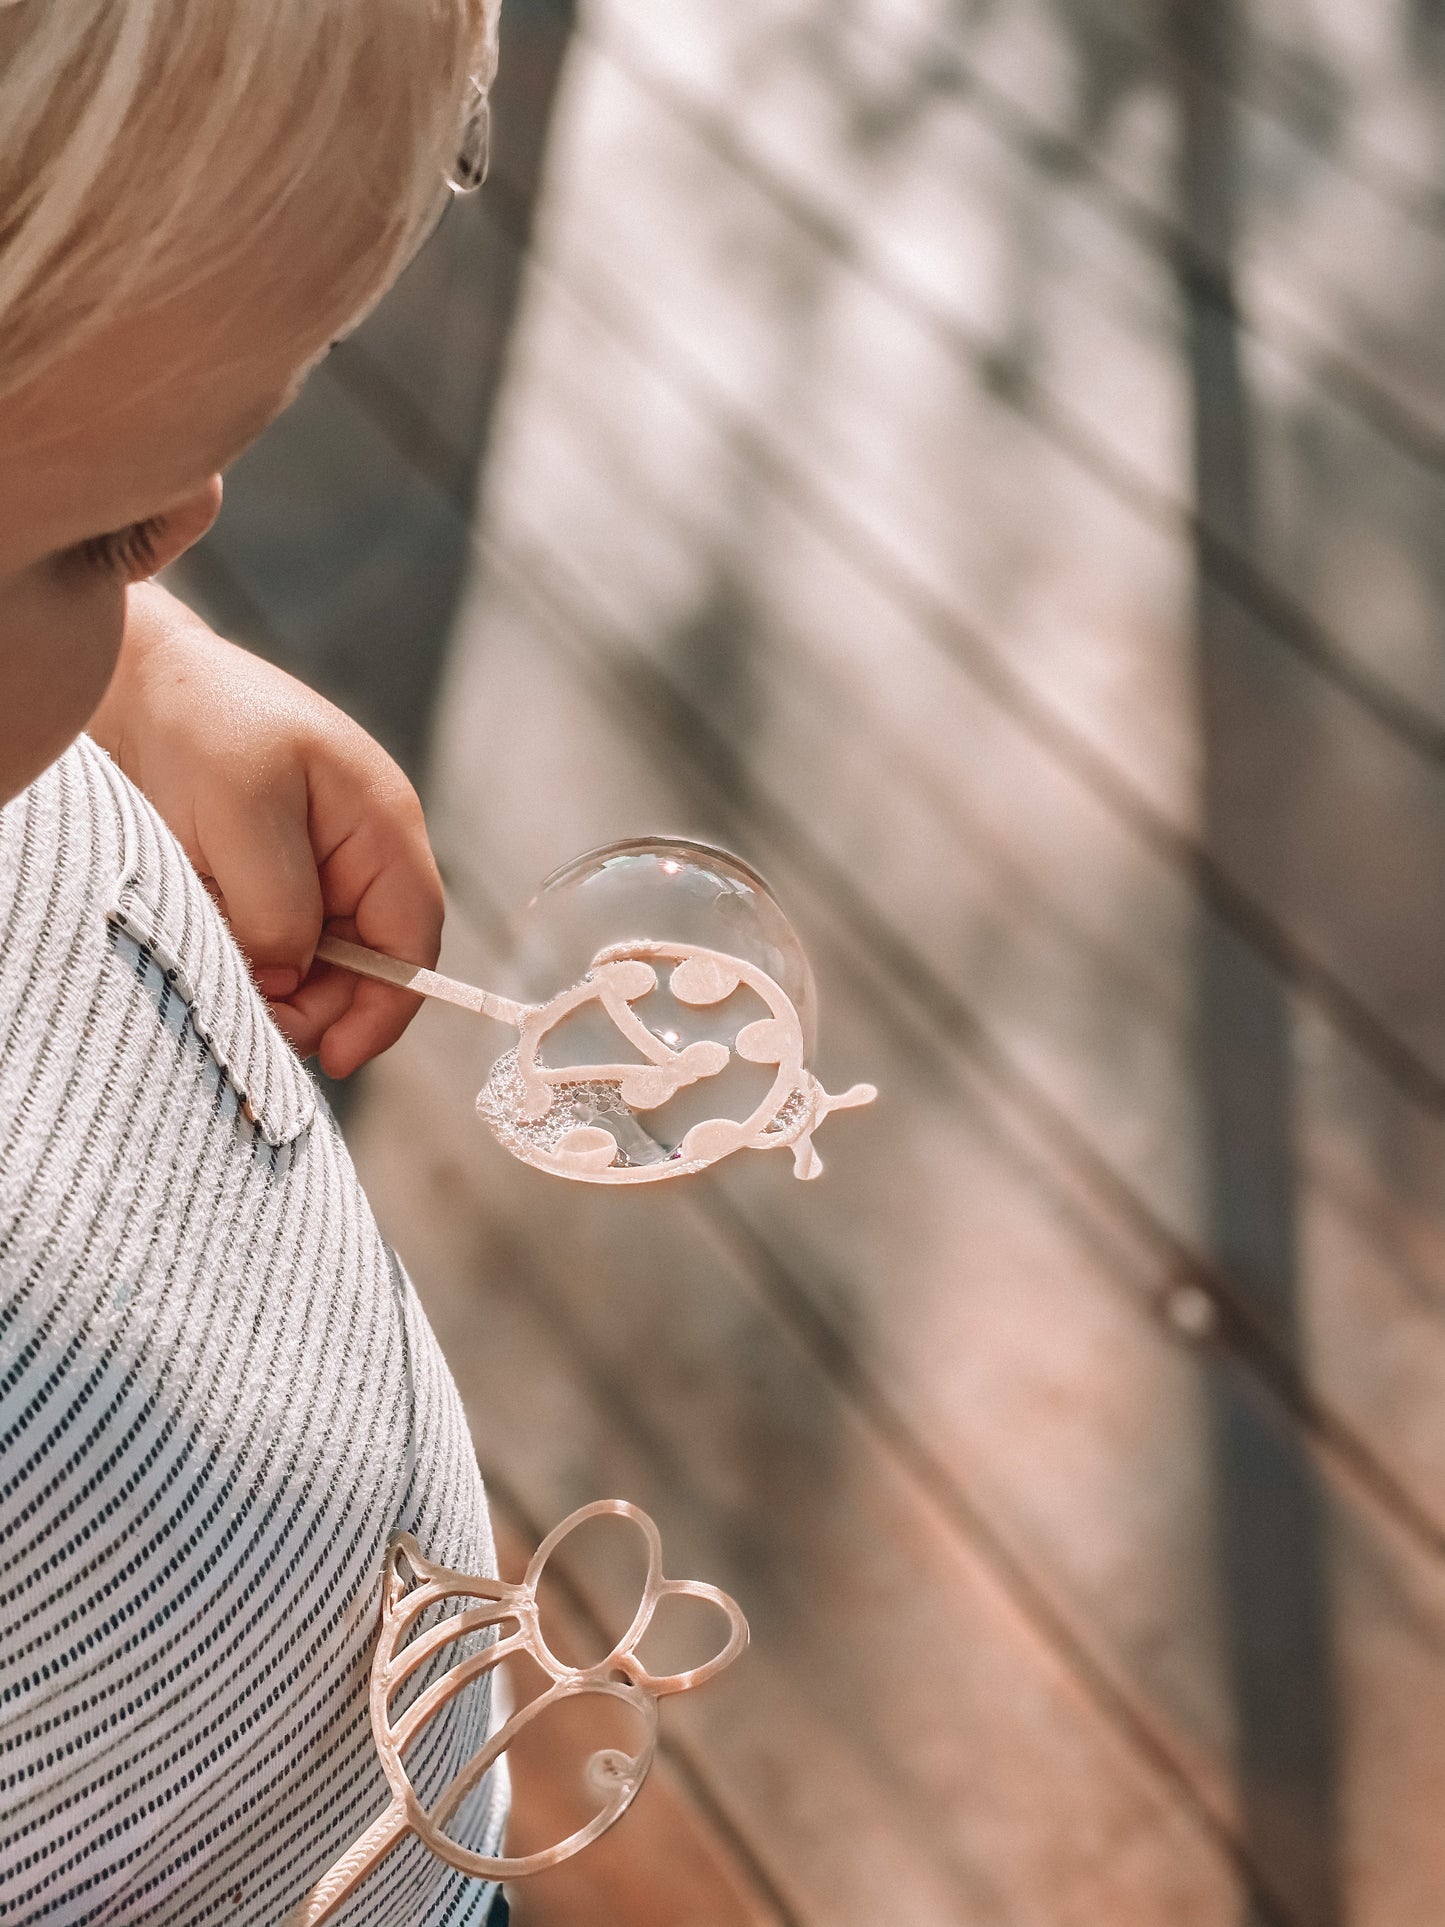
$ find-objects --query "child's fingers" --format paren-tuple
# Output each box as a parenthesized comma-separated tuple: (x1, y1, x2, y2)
(317, 977, 423, 1080)
(268, 962, 356, 1060)
(313, 843, 444, 1076)
(202, 782, 325, 994)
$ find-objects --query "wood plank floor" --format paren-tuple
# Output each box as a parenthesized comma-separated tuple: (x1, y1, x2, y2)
(176, 0, 1445, 1920)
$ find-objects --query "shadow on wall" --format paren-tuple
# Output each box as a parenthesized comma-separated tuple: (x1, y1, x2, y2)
(174, 0, 579, 785)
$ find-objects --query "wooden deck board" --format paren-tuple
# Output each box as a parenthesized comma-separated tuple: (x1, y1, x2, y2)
(507, 31, 1445, 885)
(397, 554, 1445, 1925)
(462, 226, 1445, 1162)
(430, 286, 1445, 1533)
(352, 1038, 1260, 1927)
(617, 0, 1445, 441)
(590, 4, 1445, 727)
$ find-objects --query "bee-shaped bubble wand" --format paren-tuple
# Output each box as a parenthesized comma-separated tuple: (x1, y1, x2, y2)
(285, 1502, 749, 1925)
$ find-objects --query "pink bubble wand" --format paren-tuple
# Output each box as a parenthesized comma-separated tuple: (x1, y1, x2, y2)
(317, 913, 874, 1184)
(285, 1502, 748, 1925)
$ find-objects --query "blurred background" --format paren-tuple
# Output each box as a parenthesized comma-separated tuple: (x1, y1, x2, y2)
(172, 0, 1445, 1921)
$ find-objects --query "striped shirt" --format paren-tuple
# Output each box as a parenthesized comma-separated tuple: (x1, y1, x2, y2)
(0, 739, 506, 1924)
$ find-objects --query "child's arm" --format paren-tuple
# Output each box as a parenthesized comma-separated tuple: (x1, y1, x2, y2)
(88, 581, 444, 1077)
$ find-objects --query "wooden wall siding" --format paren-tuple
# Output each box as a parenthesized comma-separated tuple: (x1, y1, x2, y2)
(177, 0, 1445, 1922)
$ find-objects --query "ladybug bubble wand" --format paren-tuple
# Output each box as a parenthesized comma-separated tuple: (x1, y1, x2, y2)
(315, 839, 875, 1184)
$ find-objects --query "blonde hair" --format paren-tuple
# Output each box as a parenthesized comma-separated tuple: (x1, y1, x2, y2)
(0, 0, 498, 400)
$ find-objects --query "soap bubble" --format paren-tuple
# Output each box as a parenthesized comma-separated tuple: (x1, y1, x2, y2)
(513, 839, 817, 1047)
(481, 838, 817, 1173)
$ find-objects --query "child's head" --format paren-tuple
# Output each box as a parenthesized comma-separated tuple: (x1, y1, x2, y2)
(0, 0, 497, 802)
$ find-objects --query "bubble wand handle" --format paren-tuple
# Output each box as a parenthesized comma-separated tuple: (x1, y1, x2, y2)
(314, 934, 528, 1027)
(283, 1796, 412, 1927)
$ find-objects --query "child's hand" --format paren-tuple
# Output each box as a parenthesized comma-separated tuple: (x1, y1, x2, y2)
(89, 582, 444, 1078)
